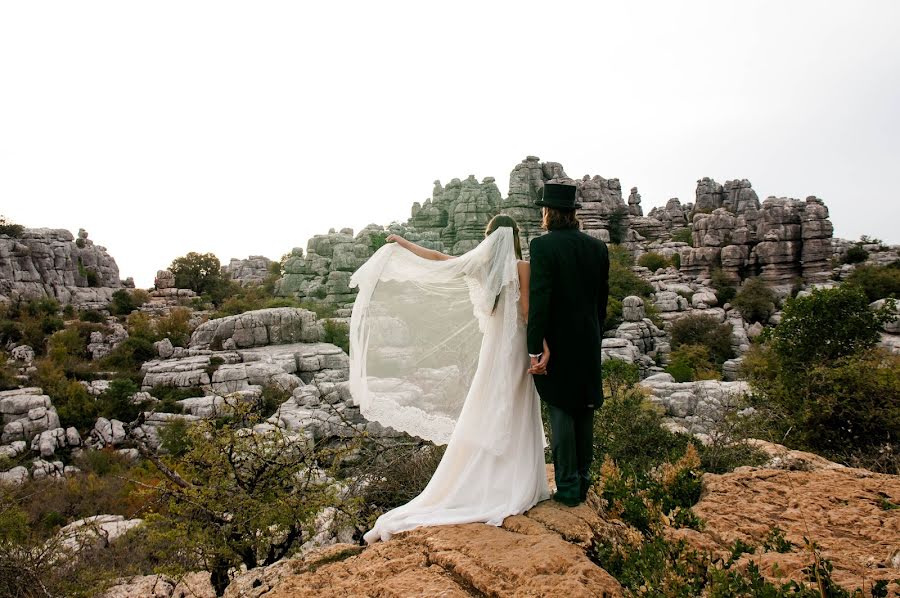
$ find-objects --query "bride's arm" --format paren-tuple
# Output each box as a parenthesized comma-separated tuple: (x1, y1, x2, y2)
(517, 260, 530, 320)
(386, 235, 454, 261)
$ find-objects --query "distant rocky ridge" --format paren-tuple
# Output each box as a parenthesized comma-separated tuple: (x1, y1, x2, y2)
(0, 228, 131, 308)
(275, 156, 839, 308)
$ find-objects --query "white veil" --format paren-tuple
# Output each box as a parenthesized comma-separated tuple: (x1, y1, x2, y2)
(349, 226, 521, 454)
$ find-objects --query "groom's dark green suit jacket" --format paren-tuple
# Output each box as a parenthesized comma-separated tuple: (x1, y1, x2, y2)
(527, 228, 610, 412)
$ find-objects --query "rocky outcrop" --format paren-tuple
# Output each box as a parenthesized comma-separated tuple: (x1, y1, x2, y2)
(1, 388, 60, 444)
(223, 256, 274, 286)
(670, 461, 900, 592)
(101, 572, 215, 598)
(639, 374, 750, 434)
(140, 342, 348, 393)
(0, 228, 128, 307)
(225, 477, 629, 598)
(189, 307, 320, 350)
(680, 180, 834, 285)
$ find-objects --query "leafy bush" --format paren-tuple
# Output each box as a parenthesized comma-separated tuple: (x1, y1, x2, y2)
(843, 244, 869, 264)
(768, 286, 893, 372)
(78, 308, 104, 323)
(97, 377, 145, 422)
(637, 252, 670, 272)
(669, 313, 735, 365)
(158, 417, 193, 456)
(731, 277, 776, 324)
(607, 208, 629, 245)
(601, 358, 640, 400)
(672, 252, 681, 270)
(605, 246, 655, 331)
(169, 251, 237, 306)
(369, 231, 389, 251)
(666, 344, 721, 382)
(0, 215, 25, 237)
(108, 289, 147, 316)
(155, 307, 193, 347)
(745, 287, 899, 466)
(845, 261, 900, 301)
(671, 228, 693, 245)
(710, 267, 737, 304)
(322, 319, 350, 353)
(258, 383, 290, 418)
(33, 359, 98, 431)
(593, 388, 693, 480)
(103, 336, 156, 372)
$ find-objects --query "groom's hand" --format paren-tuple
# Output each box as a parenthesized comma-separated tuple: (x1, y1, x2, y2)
(528, 346, 550, 375)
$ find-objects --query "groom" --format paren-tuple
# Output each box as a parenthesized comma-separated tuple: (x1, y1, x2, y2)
(527, 182, 610, 507)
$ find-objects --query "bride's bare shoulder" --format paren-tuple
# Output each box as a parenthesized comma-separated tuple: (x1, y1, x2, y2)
(517, 260, 530, 277)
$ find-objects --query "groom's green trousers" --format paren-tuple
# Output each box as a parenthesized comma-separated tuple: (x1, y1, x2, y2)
(547, 404, 595, 504)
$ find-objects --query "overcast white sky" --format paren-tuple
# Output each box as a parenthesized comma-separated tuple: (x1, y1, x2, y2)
(2, 1, 898, 288)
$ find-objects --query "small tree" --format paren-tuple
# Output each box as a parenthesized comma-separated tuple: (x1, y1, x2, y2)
(843, 244, 869, 264)
(669, 313, 734, 365)
(169, 252, 231, 303)
(731, 278, 776, 324)
(606, 208, 629, 245)
(845, 261, 900, 302)
(125, 406, 361, 594)
(0, 215, 24, 238)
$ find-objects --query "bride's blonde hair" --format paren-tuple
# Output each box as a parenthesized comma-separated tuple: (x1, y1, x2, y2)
(485, 214, 523, 259)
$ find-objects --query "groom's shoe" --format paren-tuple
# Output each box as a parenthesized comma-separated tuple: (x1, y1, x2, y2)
(552, 493, 581, 508)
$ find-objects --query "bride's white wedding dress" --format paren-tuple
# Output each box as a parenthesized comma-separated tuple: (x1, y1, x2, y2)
(349, 227, 550, 544)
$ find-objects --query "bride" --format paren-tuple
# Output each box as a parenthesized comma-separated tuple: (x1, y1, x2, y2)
(349, 215, 551, 544)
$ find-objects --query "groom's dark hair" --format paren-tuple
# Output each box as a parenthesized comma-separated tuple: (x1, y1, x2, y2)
(542, 208, 581, 231)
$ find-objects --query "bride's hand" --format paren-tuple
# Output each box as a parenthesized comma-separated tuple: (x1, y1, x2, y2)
(386, 234, 406, 246)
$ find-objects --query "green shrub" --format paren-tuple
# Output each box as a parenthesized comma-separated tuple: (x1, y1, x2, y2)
(845, 261, 900, 301)
(109, 289, 138, 316)
(604, 297, 622, 332)
(637, 252, 670, 272)
(34, 359, 98, 432)
(601, 358, 640, 400)
(258, 383, 290, 417)
(369, 231, 389, 251)
(768, 286, 893, 372)
(669, 313, 735, 365)
(155, 307, 193, 347)
(607, 208, 629, 245)
(710, 268, 737, 305)
(843, 244, 869, 264)
(158, 417, 193, 457)
(97, 378, 144, 422)
(666, 344, 721, 382)
(671, 228, 693, 245)
(593, 389, 693, 480)
(103, 336, 156, 372)
(0, 215, 25, 237)
(731, 277, 776, 324)
(322, 319, 349, 353)
(78, 309, 105, 323)
(744, 287, 899, 465)
(672, 252, 681, 269)
(605, 246, 654, 332)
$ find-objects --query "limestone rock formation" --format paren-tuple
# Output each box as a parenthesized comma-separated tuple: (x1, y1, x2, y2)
(639, 374, 750, 434)
(0, 228, 127, 307)
(225, 483, 628, 598)
(670, 463, 900, 592)
(679, 177, 834, 285)
(189, 307, 320, 350)
(223, 255, 274, 286)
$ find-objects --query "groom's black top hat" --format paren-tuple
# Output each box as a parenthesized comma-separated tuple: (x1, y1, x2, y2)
(535, 182, 581, 210)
